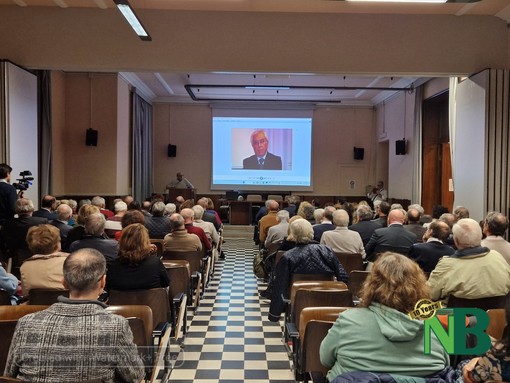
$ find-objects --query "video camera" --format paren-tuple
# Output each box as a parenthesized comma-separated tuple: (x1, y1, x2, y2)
(13, 170, 33, 191)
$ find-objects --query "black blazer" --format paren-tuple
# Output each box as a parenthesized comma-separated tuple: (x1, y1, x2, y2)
(365, 224, 418, 261)
(349, 220, 383, 247)
(408, 241, 455, 273)
(33, 208, 57, 220)
(243, 152, 282, 170)
(313, 223, 336, 242)
(0, 182, 17, 224)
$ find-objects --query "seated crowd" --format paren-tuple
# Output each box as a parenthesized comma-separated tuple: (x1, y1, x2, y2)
(2, 186, 510, 382)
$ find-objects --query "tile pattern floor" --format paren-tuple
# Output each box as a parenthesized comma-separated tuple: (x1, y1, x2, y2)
(167, 227, 296, 383)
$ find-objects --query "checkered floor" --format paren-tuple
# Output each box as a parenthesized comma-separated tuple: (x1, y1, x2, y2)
(167, 225, 296, 383)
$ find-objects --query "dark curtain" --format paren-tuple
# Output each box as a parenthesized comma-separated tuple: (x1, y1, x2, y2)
(38, 70, 52, 196)
(132, 91, 153, 202)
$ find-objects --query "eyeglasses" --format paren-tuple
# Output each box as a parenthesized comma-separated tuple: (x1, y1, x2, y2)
(252, 139, 267, 145)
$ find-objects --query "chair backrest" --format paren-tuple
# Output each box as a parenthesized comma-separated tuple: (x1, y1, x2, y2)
(292, 289, 353, 330)
(447, 295, 507, 311)
(246, 194, 263, 202)
(0, 305, 48, 374)
(266, 241, 283, 256)
(162, 260, 191, 302)
(0, 289, 11, 305)
(27, 288, 70, 305)
(275, 250, 286, 266)
(347, 270, 370, 301)
(108, 288, 169, 328)
(150, 239, 164, 258)
(290, 281, 348, 303)
(106, 305, 153, 349)
(290, 273, 335, 288)
(267, 194, 283, 201)
(334, 252, 364, 274)
(487, 309, 506, 340)
(162, 250, 202, 275)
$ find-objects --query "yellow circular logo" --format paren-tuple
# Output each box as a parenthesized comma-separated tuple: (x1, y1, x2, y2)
(408, 299, 443, 320)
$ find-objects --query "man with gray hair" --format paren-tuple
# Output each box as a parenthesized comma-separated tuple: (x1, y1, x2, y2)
(481, 211, 510, 265)
(91, 195, 114, 219)
(163, 213, 202, 252)
(265, 209, 290, 249)
(405, 208, 426, 241)
(427, 218, 510, 301)
(5, 248, 144, 382)
(313, 206, 336, 242)
(321, 209, 365, 258)
(50, 203, 73, 249)
(349, 205, 382, 247)
(192, 205, 219, 246)
(259, 200, 280, 244)
(144, 201, 171, 239)
(69, 213, 118, 262)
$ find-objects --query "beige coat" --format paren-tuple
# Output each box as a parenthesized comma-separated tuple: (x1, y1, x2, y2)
(20, 251, 69, 296)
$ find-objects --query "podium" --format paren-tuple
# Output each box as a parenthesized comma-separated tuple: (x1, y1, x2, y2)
(166, 188, 196, 203)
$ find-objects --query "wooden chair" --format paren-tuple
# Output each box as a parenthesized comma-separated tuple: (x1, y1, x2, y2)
(162, 250, 203, 307)
(0, 305, 49, 373)
(292, 307, 350, 382)
(347, 270, 370, 304)
(27, 288, 69, 305)
(334, 252, 364, 274)
(162, 260, 190, 339)
(447, 295, 507, 311)
(0, 289, 11, 305)
(487, 309, 507, 340)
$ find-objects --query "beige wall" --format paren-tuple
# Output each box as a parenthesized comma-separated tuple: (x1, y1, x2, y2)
(51, 72, 131, 196)
(152, 103, 376, 196)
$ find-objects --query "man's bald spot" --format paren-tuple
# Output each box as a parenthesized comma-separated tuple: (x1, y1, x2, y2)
(388, 209, 405, 224)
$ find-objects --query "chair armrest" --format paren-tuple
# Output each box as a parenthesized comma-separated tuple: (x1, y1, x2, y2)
(281, 294, 291, 305)
(173, 292, 185, 306)
(152, 321, 170, 346)
(286, 322, 299, 339)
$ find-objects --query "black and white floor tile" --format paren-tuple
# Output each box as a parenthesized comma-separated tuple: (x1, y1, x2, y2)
(167, 226, 296, 383)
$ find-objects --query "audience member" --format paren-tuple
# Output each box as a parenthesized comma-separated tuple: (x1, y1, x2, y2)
(0, 198, 48, 264)
(284, 195, 299, 217)
(365, 209, 417, 261)
(192, 205, 220, 246)
(32, 195, 57, 220)
(65, 204, 100, 249)
(142, 200, 153, 216)
(122, 194, 134, 206)
(91, 195, 114, 219)
(197, 197, 220, 231)
(50, 203, 73, 249)
(69, 212, 118, 263)
(181, 208, 211, 251)
(432, 204, 449, 220)
(0, 263, 19, 304)
(405, 208, 427, 241)
(481, 211, 510, 265)
(407, 220, 455, 273)
(206, 198, 223, 228)
(320, 252, 448, 382)
(265, 210, 289, 249)
(0, 163, 17, 224)
(349, 205, 382, 247)
(255, 200, 270, 223)
(427, 218, 510, 301)
(163, 213, 202, 252)
(164, 202, 177, 216)
(268, 219, 348, 322)
(5, 248, 145, 382)
(321, 209, 365, 258)
(22, 224, 68, 296)
(144, 201, 171, 239)
(297, 200, 315, 224)
(453, 206, 470, 221)
(313, 206, 336, 242)
(313, 208, 324, 225)
(105, 201, 128, 237)
(372, 200, 390, 227)
(116, 209, 146, 241)
(106, 223, 169, 291)
(259, 200, 280, 244)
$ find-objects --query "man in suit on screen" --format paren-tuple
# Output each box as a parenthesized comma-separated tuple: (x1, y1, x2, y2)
(243, 129, 282, 170)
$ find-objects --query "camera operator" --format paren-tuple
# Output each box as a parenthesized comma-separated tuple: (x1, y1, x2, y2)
(0, 164, 17, 225)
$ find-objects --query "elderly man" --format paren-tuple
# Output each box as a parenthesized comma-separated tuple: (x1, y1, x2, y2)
(372, 200, 390, 227)
(349, 205, 382, 247)
(243, 129, 282, 170)
(481, 211, 510, 265)
(259, 200, 280, 244)
(313, 206, 336, 242)
(192, 205, 220, 246)
(408, 220, 455, 273)
(163, 213, 202, 252)
(321, 209, 365, 258)
(365, 208, 417, 261)
(144, 201, 171, 239)
(5, 248, 144, 383)
(427, 218, 510, 301)
(181, 208, 211, 251)
(166, 172, 194, 189)
(91, 195, 114, 219)
(265, 210, 290, 250)
(405, 208, 427, 241)
(69, 213, 118, 263)
(50, 203, 73, 248)
(33, 195, 57, 220)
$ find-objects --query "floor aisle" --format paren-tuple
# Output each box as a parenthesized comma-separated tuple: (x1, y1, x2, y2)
(168, 225, 296, 383)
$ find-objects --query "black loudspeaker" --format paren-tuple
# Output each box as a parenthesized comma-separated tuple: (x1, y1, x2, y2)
(86, 128, 98, 146)
(167, 144, 177, 157)
(353, 147, 364, 160)
(396, 140, 407, 155)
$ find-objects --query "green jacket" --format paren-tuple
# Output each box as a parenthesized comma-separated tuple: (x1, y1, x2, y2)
(319, 303, 449, 382)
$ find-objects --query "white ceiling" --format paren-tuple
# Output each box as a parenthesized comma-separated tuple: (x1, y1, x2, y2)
(2, 0, 509, 105)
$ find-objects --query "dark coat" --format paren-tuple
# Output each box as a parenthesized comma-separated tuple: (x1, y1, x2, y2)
(243, 152, 282, 170)
(349, 220, 383, 247)
(50, 220, 73, 250)
(408, 240, 455, 273)
(404, 223, 427, 242)
(313, 223, 336, 242)
(365, 224, 418, 261)
(0, 182, 17, 224)
(33, 208, 57, 221)
(1, 215, 48, 257)
(69, 235, 118, 263)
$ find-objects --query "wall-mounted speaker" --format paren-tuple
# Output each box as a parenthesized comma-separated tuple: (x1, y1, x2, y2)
(353, 147, 364, 160)
(167, 144, 177, 157)
(396, 140, 407, 155)
(86, 128, 98, 146)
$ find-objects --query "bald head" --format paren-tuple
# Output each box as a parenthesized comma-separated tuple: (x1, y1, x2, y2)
(268, 200, 279, 212)
(387, 209, 406, 225)
(170, 213, 185, 231)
